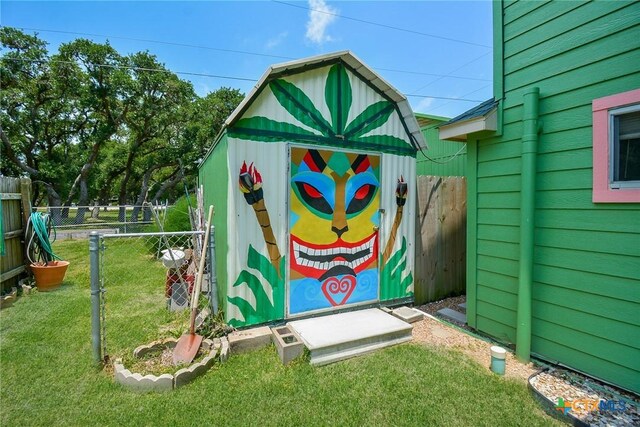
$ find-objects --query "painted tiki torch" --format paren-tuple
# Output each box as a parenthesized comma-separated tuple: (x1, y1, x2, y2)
(382, 176, 408, 264)
(239, 161, 282, 277)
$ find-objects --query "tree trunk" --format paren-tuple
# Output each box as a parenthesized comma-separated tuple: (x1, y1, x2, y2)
(46, 185, 63, 226)
(131, 169, 152, 223)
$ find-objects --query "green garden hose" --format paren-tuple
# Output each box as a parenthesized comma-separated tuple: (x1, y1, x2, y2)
(26, 212, 60, 264)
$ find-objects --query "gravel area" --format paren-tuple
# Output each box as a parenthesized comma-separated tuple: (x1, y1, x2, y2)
(414, 296, 640, 426)
(411, 310, 538, 383)
(530, 368, 639, 426)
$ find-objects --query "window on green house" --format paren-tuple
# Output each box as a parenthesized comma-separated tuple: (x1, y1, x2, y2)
(592, 88, 640, 203)
(610, 107, 640, 187)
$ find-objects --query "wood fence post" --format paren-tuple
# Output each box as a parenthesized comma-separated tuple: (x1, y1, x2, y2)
(20, 178, 32, 273)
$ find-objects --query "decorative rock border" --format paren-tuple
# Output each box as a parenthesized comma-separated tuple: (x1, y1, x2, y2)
(114, 336, 230, 392)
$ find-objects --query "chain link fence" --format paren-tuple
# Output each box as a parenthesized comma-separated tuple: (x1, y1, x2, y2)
(90, 229, 215, 363)
(44, 204, 171, 238)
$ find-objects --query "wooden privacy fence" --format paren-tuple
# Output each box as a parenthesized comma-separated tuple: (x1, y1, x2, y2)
(1, 177, 31, 293)
(414, 175, 467, 304)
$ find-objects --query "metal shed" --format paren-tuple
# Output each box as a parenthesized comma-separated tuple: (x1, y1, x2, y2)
(198, 51, 426, 328)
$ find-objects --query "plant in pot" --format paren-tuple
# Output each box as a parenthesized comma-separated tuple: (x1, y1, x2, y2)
(26, 212, 69, 291)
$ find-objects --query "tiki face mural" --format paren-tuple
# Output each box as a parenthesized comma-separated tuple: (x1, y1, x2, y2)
(289, 147, 380, 314)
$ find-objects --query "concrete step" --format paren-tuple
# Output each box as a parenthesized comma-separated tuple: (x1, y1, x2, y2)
(458, 302, 467, 311)
(437, 307, 467, 324)
(288, 308, 413, 366)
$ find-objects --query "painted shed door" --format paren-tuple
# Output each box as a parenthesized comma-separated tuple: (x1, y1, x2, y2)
(288, 146, 380, 316)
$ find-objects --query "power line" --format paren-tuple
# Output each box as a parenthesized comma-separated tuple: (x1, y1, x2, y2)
(405, 94, 484, 102)
(3, 57, 259, 82)
(11, 26, 295, 61)
(411, 51, 491, 94)
(271, 0, 492, 49)
(426, 83, 492, 114)
(2, 57, 486, 102)
(9, 25, 491, 83)
(376, 67, 490, 82)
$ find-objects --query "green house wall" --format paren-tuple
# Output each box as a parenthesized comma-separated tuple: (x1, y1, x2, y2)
(467, 0, 640, 393)
(416, 116, 467, 177)
(198, 133, 229, 314)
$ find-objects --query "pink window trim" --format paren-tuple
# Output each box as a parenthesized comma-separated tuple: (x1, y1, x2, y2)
(592, 88, 640, 203)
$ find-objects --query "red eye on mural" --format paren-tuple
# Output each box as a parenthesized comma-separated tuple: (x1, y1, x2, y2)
(354, 184, 372, 200)
(303, 183, 323, 198)
(346, 183, 377, 215)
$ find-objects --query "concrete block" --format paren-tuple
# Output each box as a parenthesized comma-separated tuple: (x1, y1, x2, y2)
(271, 326, 304, 365)
(391, 307, 424, 324)
(437, 308, 466, 324)
(227, 326, 272, 353)
(380, 306, 392, 314)
(219, 337, 229, 363)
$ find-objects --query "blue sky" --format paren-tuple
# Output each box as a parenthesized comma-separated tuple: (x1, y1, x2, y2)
(1, 1, 494, 119)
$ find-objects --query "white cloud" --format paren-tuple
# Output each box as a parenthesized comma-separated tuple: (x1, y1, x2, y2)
(414, 97, 435, 113)
(266, 31, 289, 49)
(305, 0, 337, 44)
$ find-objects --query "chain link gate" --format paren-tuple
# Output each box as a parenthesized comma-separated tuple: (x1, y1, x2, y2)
(90, 229, 213, 363)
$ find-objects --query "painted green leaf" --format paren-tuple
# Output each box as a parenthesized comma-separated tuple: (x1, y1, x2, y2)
(380, 237, 413, 301)
(325, 64, 352, 135)
(354, 135, 414, 154)
(343, 101, 394, 139)
(269, 79, 333, 136)
(229, 116, 318, 142)
(227, 245, 285, 327)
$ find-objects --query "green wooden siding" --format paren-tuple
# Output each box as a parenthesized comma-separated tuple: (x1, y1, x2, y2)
(198, 134, 229, 313)
(416, 118, 467, 176)
(470, 0, 640, 393)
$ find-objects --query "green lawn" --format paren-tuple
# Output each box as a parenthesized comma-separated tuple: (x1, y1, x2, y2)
(0, 240, 562, 426)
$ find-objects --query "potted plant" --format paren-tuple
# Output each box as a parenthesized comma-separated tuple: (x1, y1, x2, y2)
(27, 212, 69, 291)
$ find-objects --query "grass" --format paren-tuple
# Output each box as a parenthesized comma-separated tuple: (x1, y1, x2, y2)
(0, 239, 563, 426)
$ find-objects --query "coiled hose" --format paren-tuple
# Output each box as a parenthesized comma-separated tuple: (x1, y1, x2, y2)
(26, 212, 60, 264)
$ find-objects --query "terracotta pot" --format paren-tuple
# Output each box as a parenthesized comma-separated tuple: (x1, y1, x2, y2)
(31, 261, 69, 291)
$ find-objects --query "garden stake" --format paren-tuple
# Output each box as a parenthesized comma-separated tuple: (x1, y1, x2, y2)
(173, 205, 214, 365)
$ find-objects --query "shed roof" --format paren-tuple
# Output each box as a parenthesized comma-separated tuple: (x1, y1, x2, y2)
(221, 51, 427, 151)
(439, 98, 498, 141)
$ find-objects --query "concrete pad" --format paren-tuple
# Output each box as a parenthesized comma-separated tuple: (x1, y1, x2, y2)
(227, 326, 272, 353)
(437, 308, 466, 324)
(288, 308, 412, 366)
(458, 302, 467, 310)
(391, 306, 424, 323)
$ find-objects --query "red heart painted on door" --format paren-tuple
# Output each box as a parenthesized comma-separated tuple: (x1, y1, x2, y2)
(321, 275, 356, 306)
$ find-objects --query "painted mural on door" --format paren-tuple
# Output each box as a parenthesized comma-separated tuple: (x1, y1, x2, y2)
(289, 147, 380, 315)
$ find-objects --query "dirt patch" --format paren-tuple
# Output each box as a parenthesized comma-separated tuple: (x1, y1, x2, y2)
(411, 312, 538, 383)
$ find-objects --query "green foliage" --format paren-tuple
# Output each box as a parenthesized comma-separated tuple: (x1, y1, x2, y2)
(380, 236, 414, 301)
(162, 196, 194, 232)
(227, 63, 415, 156)
(0, 239, 561, 426)
(227, 246, 285, 327)
(0, 27, 243, 209)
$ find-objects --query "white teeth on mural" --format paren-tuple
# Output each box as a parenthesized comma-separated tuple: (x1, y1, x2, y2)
(294, 235, 377, 269)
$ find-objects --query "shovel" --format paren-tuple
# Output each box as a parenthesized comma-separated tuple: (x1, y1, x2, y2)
(173, 205, 214, 365)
